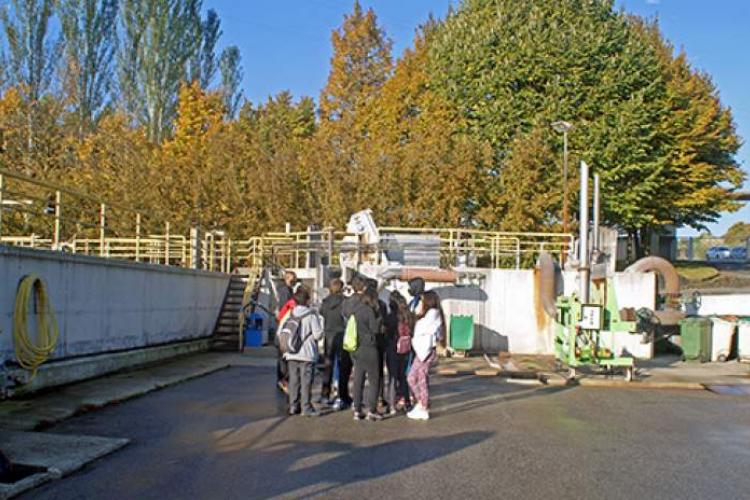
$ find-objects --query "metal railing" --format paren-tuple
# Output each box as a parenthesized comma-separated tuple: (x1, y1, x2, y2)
(1, 166, 574, 273)
(234, 226, 574, 271)
(0, 166, 235, 271)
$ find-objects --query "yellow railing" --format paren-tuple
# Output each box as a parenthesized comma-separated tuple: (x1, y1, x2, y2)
(234, 226, 573, 271)
(2, 166, 574, 272)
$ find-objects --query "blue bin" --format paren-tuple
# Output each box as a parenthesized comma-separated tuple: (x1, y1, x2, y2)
(244, 312, 264, 347)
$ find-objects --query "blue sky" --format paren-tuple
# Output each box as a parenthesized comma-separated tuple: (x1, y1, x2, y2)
(209, 0, 748, 236)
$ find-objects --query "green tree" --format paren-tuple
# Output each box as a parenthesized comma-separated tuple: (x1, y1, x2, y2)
(58, 0, 119, 139)
(428, 0, 743, 250)
(118, 0, 202, 143)
(0, 0, 60, 151)
(218, 45, 243, 119)
(187, 8, 222, 88)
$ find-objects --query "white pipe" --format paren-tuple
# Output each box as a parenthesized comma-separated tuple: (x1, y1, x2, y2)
(579, 161, 590, 303)
(593, 172, 601, 252)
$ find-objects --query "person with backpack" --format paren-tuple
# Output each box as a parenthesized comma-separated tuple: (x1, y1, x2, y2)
(275, 271, 298, 393)
(345, 284, 384, 421)
(318, 278, 347, 407)
(281, 286, 324, 417)
(385, 291, 413, 414)
(407, 290, 445, 421)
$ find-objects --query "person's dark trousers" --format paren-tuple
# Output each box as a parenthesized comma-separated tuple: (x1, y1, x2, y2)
(287, 360, 314, 412)
(377, 345, 386, 405)
(352, 348, 381, 414)
(321, 332, 342, 401)
(337, 349, 353, 405)
(386, 347, 409, 408)
(276, 347, 288, 383)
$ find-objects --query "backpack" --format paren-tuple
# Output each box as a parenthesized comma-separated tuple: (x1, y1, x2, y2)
(396, 321, 411, 354)
(343, 315, 358, 352)
(279, 312, 312, 354)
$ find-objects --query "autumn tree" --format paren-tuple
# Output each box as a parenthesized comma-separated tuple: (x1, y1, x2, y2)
(313, 1, 393, 225)
(363, 23, 492, 227)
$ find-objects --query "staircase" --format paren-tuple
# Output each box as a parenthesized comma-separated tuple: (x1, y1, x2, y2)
(211, 273, 249, 351)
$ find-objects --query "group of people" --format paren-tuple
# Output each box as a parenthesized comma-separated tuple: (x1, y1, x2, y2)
(274, 271, 445, 422)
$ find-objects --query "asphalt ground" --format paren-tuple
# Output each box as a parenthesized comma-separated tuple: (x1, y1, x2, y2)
(26, 365, 750, 500)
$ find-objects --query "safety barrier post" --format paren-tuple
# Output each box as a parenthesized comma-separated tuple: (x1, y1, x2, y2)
(165, 221, 170, 266)
(135, 213, 141, 262)
(99, 203, 106, 257)
(53, 190, 62, 250)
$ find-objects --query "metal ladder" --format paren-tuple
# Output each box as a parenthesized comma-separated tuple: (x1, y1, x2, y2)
(211, 273, 249, 351)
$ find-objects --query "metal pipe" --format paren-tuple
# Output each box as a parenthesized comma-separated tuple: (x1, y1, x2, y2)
(99, 203, 106, 257)
(135, 213, 141, 262)
(53, 190, 61, 250)
(165, 221, 170, 266)
(593, 172, 601, 252)
(579, 161, 590, 303)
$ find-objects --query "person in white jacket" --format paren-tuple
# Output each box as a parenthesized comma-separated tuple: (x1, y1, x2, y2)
(283, 287, 324, 417)
(407, 290, 445, 421)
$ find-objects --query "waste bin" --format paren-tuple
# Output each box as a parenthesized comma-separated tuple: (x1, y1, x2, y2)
(679, 317, 712, 363)
(710, 317, 736, 362)
(449, 315, 474, 351)
(738, 319, 750, 363)
(243, 312, 264, 348)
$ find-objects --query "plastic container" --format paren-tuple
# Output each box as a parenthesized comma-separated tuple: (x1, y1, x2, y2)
(679, 317, 712, 363)
(710, 317, 736, 362)
(243, 312, 264, 348)
(449, 315, 474, 351)
(737, 320, 750, 363)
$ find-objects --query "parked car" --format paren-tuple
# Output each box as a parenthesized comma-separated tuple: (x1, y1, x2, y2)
(730, 247, 748, 260)
(706, 246, 731, 260)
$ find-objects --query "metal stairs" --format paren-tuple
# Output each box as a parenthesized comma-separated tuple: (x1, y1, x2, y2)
(211, 273, 249, 351)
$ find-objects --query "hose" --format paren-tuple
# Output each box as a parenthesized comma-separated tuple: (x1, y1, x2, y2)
(12, 275, 59, 377)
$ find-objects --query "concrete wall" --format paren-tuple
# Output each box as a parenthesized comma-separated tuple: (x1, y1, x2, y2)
(387, 269, 656, 355)
(697, 292, 750, 316)
(1, 245, 229, 363)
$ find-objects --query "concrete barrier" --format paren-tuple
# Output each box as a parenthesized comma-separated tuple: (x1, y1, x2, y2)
(1, 246, 229, 395)
(384, 269, 656, 355)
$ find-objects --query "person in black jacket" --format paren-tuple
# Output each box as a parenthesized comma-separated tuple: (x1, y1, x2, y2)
(350, 287, 384, 421)
(318, 278, 347, 406)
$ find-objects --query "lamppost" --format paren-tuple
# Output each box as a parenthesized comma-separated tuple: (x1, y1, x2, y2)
(551, 121, 573, 235)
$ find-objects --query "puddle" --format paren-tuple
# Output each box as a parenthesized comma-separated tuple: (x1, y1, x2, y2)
(706, 385, 750, 396)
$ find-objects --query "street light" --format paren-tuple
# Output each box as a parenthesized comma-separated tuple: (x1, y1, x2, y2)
(551, 120, 573, 236)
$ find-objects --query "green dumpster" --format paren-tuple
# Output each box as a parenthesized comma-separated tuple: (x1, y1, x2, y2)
(450, 315, 474, 351)
(679, 317, 712, 363)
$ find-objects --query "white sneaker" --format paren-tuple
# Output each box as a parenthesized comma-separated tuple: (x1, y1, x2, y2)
(407, 405, 430, 420)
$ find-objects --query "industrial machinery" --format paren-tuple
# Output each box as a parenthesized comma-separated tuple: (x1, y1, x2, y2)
(552, 161, 638, 381)
(554, 285, 636, 382)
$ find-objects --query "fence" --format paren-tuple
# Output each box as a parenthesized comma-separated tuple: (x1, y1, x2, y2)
(0, 167, 233, 271)
(1, 166, 574, 273)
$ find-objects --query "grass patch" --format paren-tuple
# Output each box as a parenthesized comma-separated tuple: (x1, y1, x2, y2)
(675, 263, 720, 282)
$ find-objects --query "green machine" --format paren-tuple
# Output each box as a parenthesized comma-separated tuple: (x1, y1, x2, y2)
(554, 279, 636, 382)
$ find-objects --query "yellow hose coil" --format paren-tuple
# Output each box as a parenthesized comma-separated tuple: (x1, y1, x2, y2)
(12, 275, 59, 377)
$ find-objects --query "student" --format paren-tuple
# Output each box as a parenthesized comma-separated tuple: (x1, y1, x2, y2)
(340, 276, 367, 410)
(319, 278, 347, 406)
(385, 291, 413, 414)
(407, 290, 444, 421)
(283, 286, 324, 417)
(275, 271, 297, 393)
(350, 287, 384, 421)
(366, 279, 388, 409)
